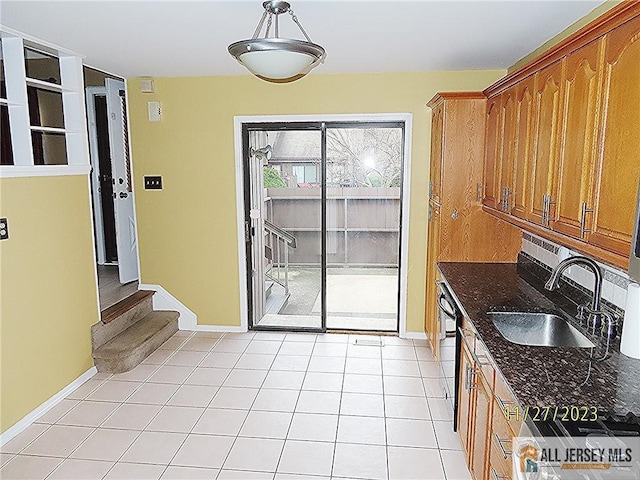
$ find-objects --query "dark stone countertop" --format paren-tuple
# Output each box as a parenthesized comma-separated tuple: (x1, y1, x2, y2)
(438, 261, 640, 416)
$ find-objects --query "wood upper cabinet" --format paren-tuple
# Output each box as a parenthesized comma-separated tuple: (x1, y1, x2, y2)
(551, 39, 603, 239)
(482, 95, 503, 210)
(589, 15, 640, 257)
(511, 76, 536, 220)
(528, 60, 564, 226)
(430, 103, 445, 203)
(480, 3, 639, 269)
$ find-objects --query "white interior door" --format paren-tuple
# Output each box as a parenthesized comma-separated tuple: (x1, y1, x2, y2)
(106, 78, 139, 284)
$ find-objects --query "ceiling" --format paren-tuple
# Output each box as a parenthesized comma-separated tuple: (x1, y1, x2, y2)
(1, 0, 605, 78)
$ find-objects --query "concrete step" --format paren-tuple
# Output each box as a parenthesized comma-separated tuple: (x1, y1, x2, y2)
(265, 281, 274, 299)
(265, 292, 290, 314)
(92, 291, 155, 352)
(93, 310, 179, 373)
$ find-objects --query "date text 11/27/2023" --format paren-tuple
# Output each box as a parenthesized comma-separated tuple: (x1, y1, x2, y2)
(503, 405, 598, 423)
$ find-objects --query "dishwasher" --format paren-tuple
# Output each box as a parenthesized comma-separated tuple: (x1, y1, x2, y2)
(436, 281, 462, 431)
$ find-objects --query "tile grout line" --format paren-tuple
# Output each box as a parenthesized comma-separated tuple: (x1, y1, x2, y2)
(214, 332, 288, 479)
(37, 330, 200, 480)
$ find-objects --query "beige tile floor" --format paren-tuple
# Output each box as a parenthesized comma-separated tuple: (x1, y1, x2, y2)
(0, 331, 471, 480)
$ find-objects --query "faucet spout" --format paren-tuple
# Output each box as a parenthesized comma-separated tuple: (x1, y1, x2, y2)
(544, 255, 603, 315)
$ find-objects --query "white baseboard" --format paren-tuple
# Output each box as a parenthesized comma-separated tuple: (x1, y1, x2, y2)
(188, 325, 247, 333)
(0, 367, 97, 446)
(402, 331, 428, 340)
(138, 284, 246, 332)
(139, 283, 198, 330)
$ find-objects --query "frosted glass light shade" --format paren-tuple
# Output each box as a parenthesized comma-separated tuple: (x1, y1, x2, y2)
(229, 38, 324, 82)
(239, 50, 316, 79)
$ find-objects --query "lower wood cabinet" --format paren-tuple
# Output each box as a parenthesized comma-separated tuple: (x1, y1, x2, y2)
(458, 319, 520, 480)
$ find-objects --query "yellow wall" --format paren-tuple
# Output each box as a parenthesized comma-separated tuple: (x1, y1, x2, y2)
(127, 70, 504, 332)
(508, 0, 622, 73)
(0, 174, 99, 432)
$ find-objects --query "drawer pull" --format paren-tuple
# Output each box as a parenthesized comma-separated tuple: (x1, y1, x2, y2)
(496, 395, 515, 416)
(491, 467, 509, 480)
(458, 327, 491, 367)
(494, 433, 513, 459)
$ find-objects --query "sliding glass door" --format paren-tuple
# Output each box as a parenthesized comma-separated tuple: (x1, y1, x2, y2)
(243, 121, 404, 333)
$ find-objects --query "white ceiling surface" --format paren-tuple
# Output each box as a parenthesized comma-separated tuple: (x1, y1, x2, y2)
(1, 0, 605, 78)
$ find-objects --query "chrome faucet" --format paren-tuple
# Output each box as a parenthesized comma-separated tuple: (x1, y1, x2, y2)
(544, 256, 603, 332)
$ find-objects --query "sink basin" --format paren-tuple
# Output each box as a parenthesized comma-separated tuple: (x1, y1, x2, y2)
(488, 312, 595, 348)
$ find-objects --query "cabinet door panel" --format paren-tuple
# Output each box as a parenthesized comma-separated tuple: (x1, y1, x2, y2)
(471, 372, 492, 480)
(553, 40, 602, 239)
(590, 16, 640, 256)
(528, 61, 563, 226)
(458, 345, 474, 461)
(430, 104, 444, 203)
(483, 96, 503, 210)
(500, 90, 517, 213)
(425, 202, 441, 358)
(512, 77, 536, 220)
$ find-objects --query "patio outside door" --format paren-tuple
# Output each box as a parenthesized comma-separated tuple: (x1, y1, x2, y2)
(244, 122, 404, 333)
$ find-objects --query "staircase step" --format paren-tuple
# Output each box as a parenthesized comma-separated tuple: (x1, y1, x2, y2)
(93, 310, 179, 373)
(101, 290, 155, 324)
(93, 290, 155, 352)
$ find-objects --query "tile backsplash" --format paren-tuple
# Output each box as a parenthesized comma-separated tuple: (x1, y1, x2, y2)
(521, 232, 630, 311)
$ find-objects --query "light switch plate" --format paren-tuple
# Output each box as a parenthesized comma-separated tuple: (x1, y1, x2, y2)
(144, 176, 163, 190)
(0, 217, 9, 240)
(148, 101, 161, 122)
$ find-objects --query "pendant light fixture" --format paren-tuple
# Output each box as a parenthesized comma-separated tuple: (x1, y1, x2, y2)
(228, 1, 325, 83)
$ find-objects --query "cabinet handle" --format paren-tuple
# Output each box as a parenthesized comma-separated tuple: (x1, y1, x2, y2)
(495, 395, 516, 419)
(542, 194, 556, 227)
(501, 188, 512, 212)
(458, 327, 492, 367)
(494, 433, 513, 459)
(477, 183, 485, 202)
(464, 364, 477, 392)
(490, 467, 509, 480)
(580, 202, 594, 239)
(464, 365, 470, 391)
(468, 367, 477, 391)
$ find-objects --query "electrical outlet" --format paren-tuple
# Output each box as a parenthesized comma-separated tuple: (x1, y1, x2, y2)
(144, 176, 163, 190)
(0, 218, 9, 240)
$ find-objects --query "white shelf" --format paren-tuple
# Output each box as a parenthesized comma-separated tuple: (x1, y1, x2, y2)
(30, 126, 66, 134)
(25, 77, 64, 93)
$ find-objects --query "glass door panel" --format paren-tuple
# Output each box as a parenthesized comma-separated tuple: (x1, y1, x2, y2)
(248, 128, 322, 330)
(325, 126, 403, 332)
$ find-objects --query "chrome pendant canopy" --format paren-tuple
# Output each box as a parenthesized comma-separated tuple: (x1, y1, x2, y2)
(228, 1, 325, 83)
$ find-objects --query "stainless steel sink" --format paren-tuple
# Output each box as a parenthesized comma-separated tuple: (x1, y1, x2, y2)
(488, 312, 595, 348)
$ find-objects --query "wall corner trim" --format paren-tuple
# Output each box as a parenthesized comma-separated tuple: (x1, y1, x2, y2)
(138, 283, 198, 330)
(0, 367, 97, 446)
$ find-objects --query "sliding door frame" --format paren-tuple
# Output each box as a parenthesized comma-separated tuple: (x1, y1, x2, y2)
(234, 113, 413, 337)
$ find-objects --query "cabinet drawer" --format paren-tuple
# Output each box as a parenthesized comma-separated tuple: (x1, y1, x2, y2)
(491, 407, 514, 480)
(460, 318, 496, 389)
(489, 436, 513, 480)
(494, 373, 523, 436)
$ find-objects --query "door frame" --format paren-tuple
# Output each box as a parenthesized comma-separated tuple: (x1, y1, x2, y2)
(86, 80, 141, 282)
(233, 113, 413, 337)
(86, 86, 108, 265)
